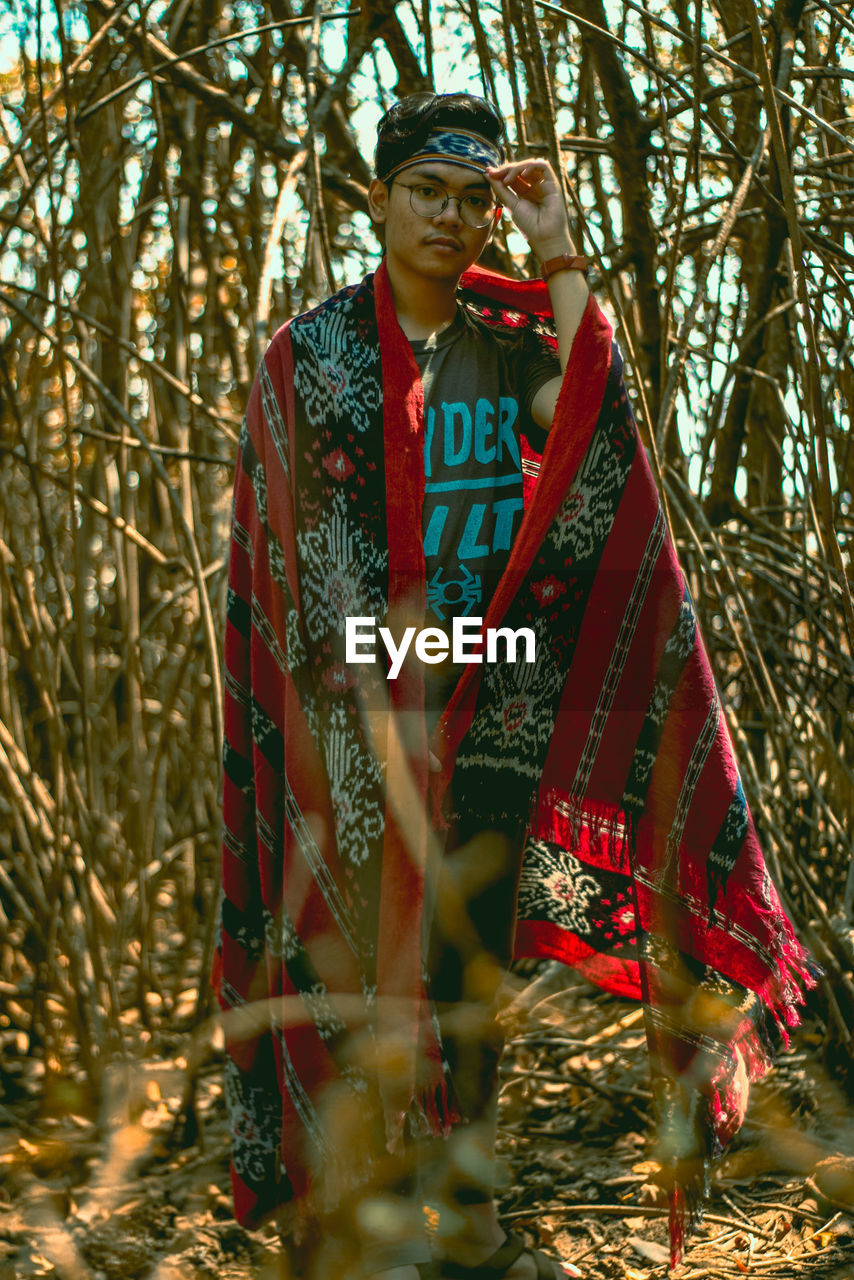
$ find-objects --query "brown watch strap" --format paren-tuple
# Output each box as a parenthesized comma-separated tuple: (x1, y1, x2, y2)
(541, 252, 588, 281)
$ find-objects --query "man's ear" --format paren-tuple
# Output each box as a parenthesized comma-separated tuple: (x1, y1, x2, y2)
(368, 178, 390, 226)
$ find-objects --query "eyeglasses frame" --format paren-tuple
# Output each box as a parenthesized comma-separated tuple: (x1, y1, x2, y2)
(391, 178, 500, 230)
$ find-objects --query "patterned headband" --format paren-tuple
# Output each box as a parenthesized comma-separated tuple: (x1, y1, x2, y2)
(380, 127, 504, 183)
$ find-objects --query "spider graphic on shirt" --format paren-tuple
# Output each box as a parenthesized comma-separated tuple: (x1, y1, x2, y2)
(426, 564, 482, 619)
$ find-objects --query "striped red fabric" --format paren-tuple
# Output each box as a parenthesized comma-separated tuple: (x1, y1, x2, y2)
(215, 260, 815, 1262)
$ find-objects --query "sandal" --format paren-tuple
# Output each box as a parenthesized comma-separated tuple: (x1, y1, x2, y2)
(440, 1230, 581, 1279)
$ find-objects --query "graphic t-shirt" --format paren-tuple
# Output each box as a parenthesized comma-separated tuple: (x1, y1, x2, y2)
(409, 307, 561, 726)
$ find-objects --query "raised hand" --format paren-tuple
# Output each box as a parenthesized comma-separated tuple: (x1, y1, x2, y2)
(485, 159, 574, 260)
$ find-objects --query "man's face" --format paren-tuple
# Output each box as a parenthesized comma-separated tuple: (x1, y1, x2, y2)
(368, 160, 497, 280)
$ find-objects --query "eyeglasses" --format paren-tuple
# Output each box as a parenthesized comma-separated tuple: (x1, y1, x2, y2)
(395, 180, 498, 229)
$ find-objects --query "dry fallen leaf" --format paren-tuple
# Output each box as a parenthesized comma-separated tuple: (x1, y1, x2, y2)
(810, 1156, 854, 1210)
(537, 1215, 559, 1244)
(637, 1181, 668, 1207)
(628, 1234, 669, 1264)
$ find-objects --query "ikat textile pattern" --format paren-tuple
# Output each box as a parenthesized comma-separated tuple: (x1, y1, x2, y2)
(380, 126, 504, 182)
(215, 262, 815, 1263)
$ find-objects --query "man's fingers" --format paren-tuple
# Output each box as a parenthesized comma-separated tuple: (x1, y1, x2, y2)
(487, 175, 515, 203)
(488, 164, 556, 207)
(487, 159, 554, 184)
(487, 177, 529, 215)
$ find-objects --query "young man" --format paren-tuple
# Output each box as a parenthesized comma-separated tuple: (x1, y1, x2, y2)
(356, 96, 589, 1279)
(216, 93, 812, 1280)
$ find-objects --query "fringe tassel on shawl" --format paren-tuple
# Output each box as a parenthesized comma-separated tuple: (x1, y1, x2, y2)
(666, 945, 818, 1267)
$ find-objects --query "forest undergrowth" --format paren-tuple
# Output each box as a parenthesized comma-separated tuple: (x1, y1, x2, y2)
(2, 965, 854, 1279)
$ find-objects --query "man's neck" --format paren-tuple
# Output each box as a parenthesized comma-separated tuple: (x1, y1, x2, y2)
(384, 254, 460, 341)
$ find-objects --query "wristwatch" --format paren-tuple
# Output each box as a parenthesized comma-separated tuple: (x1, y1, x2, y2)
(540, 252, 588, 281)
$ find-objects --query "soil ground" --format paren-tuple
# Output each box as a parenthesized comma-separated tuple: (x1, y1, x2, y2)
(1, 972, 853, 1280)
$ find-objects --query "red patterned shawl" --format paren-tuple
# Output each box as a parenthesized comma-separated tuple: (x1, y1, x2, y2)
(214, 259, 814, 1263)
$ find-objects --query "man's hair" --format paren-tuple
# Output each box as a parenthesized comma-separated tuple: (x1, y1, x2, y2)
(374, 92, 506, 181)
